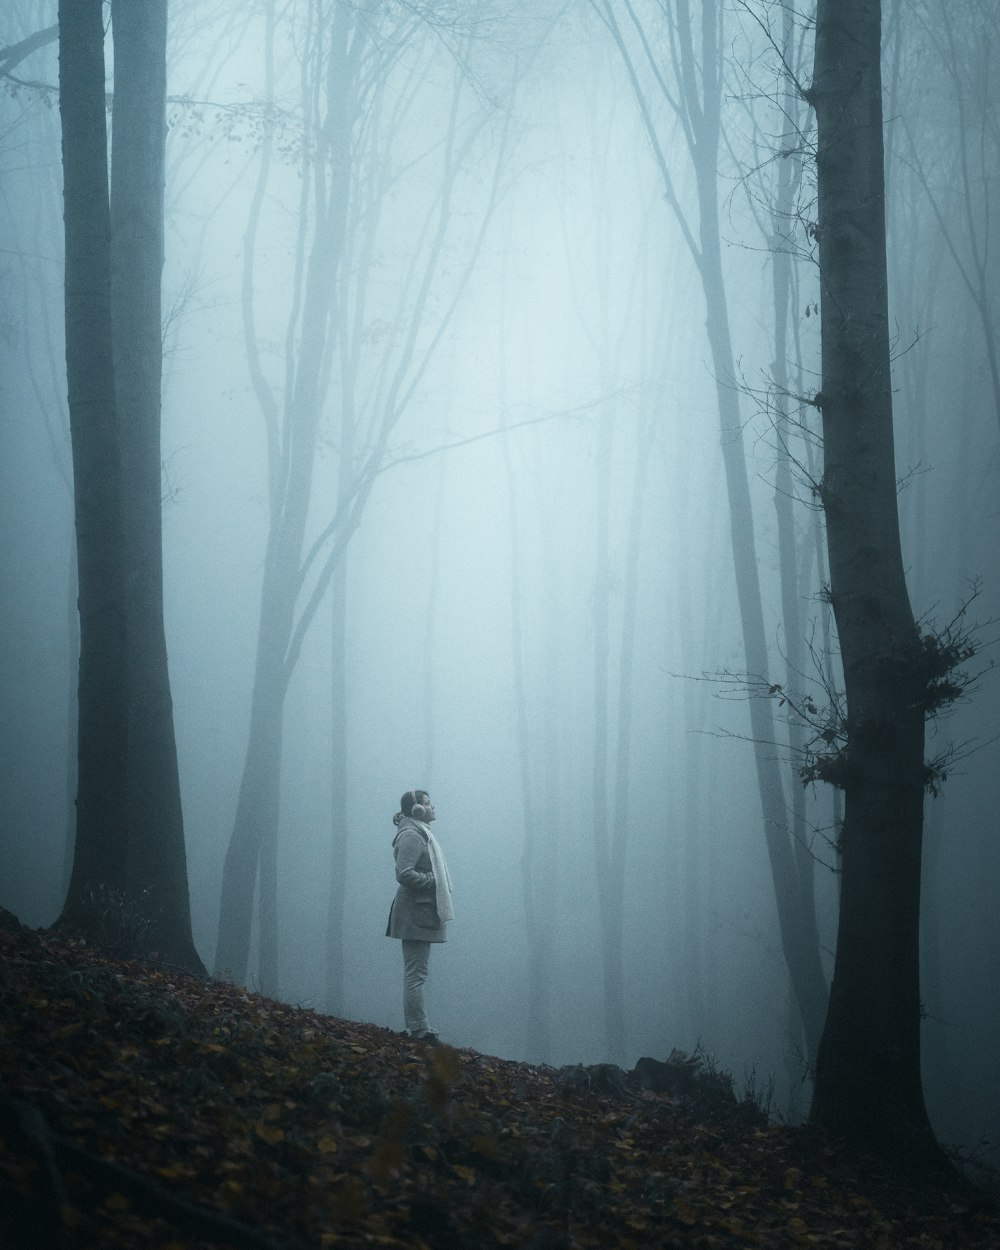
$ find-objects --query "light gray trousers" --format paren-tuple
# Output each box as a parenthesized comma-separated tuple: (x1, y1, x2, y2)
(401, 938, 432, 1035)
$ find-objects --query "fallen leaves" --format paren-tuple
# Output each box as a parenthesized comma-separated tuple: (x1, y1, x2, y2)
(1, 921, 998, 1249)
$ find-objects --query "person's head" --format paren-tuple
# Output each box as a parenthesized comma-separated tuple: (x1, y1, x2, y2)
(400, 789, 434, 822)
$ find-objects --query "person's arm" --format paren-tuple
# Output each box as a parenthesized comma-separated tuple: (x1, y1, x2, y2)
(394, 831, 435, 892)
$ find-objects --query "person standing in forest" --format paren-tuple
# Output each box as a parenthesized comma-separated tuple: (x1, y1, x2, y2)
(385, 789, 454, 1043)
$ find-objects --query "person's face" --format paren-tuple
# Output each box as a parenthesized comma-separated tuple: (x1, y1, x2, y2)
(420, 796, 436, 822)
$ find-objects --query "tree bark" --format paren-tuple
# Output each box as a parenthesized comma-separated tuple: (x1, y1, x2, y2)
(808, 0, 944, 1166)
(56, 0, 130, 926)
(110, 0, 204, 974)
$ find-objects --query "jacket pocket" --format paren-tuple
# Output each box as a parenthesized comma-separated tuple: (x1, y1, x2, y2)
(412, 900, 439, 929)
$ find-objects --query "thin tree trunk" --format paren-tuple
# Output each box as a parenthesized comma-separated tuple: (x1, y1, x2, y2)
(325, 557, 349, 1016)
(595, 0, 829, 1057)
(700, 200, 828, 1063)
(215, 6, 356, 989)
(501, 417, 553, 1062)
(591, 404, 627, 1061)
(604, 407, 651, 1058)
(770, 4, 822, 1068)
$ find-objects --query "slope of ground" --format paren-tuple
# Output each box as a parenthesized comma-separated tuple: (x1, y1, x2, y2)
(1, 915, 996, 1249)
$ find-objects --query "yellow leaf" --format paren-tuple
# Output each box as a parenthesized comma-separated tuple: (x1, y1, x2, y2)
(673, 1198, 699, 1226)
(430, 1046, 463, 1084)
(316, 1135, 339, 1155)
(451, 1164, 476, 1186)
(332, 1177, 366, 1227)
(255, 1123, 285, 1145)
(370, 1136, 406, 1183)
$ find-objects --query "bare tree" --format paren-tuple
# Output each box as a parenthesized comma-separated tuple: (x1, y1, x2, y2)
(215, 0, 514, 991)
(901, 1, 1000, 434)
(592, 0, 828, 1060)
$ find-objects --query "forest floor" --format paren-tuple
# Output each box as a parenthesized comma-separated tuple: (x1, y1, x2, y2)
(1, 915, 997, 1250)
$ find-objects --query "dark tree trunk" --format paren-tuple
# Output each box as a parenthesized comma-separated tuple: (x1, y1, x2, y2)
(110, 0, 203, 974)
(808, 0, 944, 1166)
(56, 0, 202, 973)
(56, 0, 130, 925)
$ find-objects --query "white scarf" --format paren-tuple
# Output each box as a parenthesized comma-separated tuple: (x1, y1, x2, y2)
(414, 820, 454, 922)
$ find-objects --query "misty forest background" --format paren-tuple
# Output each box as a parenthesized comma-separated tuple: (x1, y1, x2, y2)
(1, 0, 998, 1167)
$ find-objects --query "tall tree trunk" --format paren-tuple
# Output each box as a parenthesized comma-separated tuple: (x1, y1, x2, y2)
(696, 1, 828, 1062)
(501, 419, 553, 1063)
(56, 0, 130, 927)
(590, 404, 628, 1061)
(808, 0, 944, 1166)
(110, 0, 203, 973)
(215, 560, 294, 985)
(325, 388, 357, 1016)
(325, 557, 349, 1016)
(603, 408, 651, 1058)
(595, 0, 829, 1058)
(770, 3, 821, 1071)
(214, 5, 510, 990)
(699, 181, 828, 1065)
(215, 5, 356, 989)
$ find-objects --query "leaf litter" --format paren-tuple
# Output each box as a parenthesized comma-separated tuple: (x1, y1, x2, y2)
(1, 917, 997, 1249)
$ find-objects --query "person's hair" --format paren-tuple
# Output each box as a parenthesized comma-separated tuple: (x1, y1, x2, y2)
(394, 789, 429, 826)
(400, 789, 429, 816)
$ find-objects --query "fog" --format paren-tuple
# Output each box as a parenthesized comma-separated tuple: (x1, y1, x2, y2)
(2, 1, 998, 1156)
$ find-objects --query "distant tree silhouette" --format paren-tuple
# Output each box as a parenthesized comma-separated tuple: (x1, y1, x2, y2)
(593, 0, 828, 1062)
(215, 1, 515, 992)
